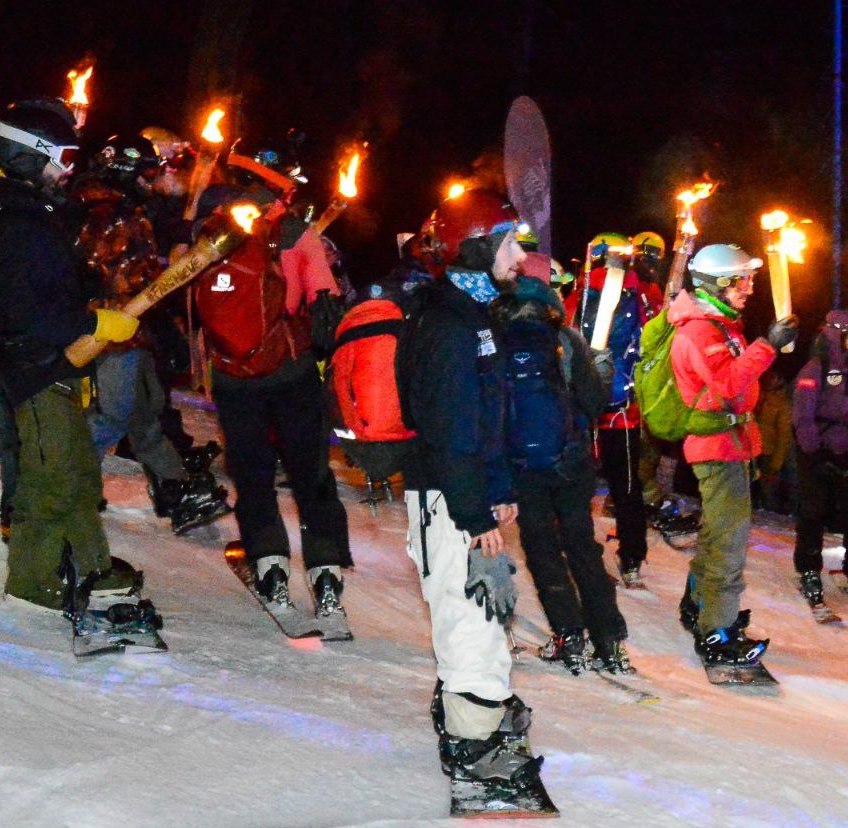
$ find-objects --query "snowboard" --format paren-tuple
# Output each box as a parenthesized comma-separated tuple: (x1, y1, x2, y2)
(702, 660, 778, 686)
(73, 597, 167, 657)
(450, 767, 559, 819)
(224, 542, 352, 641)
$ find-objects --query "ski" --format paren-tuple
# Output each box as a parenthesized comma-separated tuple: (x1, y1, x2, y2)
(72, 598, 167, 657)
(224, 542, 352, 640)
(450, 767, 559, 819)
(702, 660, 778, 686)
(810, 603, 842, 624)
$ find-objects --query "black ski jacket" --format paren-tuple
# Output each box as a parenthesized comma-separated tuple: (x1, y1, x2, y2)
(404, 279, 513, 537)
(0, 176, 95, 406)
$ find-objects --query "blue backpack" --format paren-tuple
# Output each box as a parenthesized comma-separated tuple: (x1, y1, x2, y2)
(502, 321, 572, 470)
(581, 287, 641, 410)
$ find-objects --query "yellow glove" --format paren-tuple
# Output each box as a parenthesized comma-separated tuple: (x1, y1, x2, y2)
(93, 308, 140, 343)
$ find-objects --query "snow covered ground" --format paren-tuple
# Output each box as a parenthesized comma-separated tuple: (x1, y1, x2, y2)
(1, 400, 848, 828)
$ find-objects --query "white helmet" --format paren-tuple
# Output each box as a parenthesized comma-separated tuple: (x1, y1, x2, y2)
(689, 244, 762, 293)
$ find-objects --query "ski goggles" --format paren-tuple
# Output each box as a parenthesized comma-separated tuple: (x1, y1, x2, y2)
(0, 122, 79, 172)
(715, 273, 754, 289)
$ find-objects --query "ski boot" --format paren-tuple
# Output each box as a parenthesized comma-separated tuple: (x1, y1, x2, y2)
(589, 637, 634, 674)
(618, 558, 646, 590)
(255, 556, 294, 607)
(798, 570, 840, 622)
(309, 566, 352, 640)
(695, 610, 769, 665)
(538, 628, 587, 675)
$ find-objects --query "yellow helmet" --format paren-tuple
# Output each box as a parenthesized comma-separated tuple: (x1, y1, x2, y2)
(588, 232, 629, 261)
(631, 231, 666, 260)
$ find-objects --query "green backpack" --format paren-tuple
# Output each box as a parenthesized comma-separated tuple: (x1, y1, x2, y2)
(635, 308, 740, 441)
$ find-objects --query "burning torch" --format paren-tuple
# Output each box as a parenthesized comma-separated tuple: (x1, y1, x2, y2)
(65, 62, 94, 130)
(183, 106, 227, 223)
(311, 145, 366, 235)
(760, 209, 808, 353)
(664, 180, 716, 304)
(590, 242, 633, 351)
(65, 207, 254, 368)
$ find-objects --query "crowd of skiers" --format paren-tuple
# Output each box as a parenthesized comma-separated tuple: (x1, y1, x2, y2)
(1, 93, 847, 793)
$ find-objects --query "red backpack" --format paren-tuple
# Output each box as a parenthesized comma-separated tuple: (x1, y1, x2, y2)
(326, 296, 420, 479)
(193, 222, 310, 379)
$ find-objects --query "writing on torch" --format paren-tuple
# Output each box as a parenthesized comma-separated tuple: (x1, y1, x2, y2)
(65, 206, 253, 368)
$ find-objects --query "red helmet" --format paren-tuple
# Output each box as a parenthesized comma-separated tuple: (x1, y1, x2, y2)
(421, 189, 517, 275)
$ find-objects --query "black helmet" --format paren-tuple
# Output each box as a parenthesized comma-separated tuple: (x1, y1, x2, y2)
(0, 98, 80, 181)
(227, 139, 304, 194)
(94, 134, 163, 184)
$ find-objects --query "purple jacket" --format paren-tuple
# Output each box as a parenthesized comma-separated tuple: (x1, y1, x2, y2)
(793, 309, 848, 458)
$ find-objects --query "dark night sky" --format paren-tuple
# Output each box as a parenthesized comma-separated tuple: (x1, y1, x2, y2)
(3, 1, 843, 360)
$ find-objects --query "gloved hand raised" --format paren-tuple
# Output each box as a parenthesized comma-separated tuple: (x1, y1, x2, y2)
(93, 308, 140, 343)
(464, 547, 518, 625)
(765, 315, 799, 351)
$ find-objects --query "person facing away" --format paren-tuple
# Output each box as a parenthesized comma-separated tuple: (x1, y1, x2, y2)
(670, 243, 798, 665)
(491, 270, 632, 675)
(792, 309, 848, 608)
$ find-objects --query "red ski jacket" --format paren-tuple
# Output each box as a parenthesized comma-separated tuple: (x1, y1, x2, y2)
(668, 290, 775, 463)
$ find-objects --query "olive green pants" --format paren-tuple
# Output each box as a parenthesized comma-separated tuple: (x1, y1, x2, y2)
(690, 460, 752, 631)
(5, 382, 110, 609)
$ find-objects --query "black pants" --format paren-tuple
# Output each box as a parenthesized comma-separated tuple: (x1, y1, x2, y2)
(213, 358, 352, 570)
(794, 450, 848, 574)
(516, 461, 627, 645)
(597, 427, 648, 567)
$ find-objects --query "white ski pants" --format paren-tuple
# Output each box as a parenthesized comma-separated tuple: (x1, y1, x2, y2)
(406, 489, 513, 703)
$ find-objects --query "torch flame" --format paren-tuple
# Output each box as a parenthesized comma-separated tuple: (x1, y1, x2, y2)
(338, 152, 361, 199)
(447, 182, 466, 200)
(778, 225, 807, 264)
(230, 203, 261, 234)
(760, 210, 789, 232)
(681, 217, 699, 237)
(677, 181, 715, 207)
(201, 108, 226, 144)
(67, 65, 94, 106)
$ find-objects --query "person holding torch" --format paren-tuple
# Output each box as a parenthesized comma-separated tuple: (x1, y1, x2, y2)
(670, 244, 798, 666)
(0, 99, 142, 612)
(575, 232, 663, 588)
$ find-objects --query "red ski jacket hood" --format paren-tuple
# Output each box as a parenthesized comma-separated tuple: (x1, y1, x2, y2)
(668, 290, 776, 463)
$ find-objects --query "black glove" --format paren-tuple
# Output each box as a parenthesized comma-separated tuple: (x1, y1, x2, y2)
(765, 315, 799, 351)
(590, 347, 615, 386)
(464, 548, 518, 625)
(308, 289, 345, 358)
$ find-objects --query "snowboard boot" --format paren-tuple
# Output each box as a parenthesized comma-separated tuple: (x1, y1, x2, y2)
(145, 465, 231, 534)
(310, 566, 346, 618)
(538, 628, 587, 675)
(255, 556, 293, 606)
(695, 610, 768, 665)
(798, 570, 824, 606)
(589, 637, 634, 674)
(440, 698, 544, 789)
(679, 576, 699, 633)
